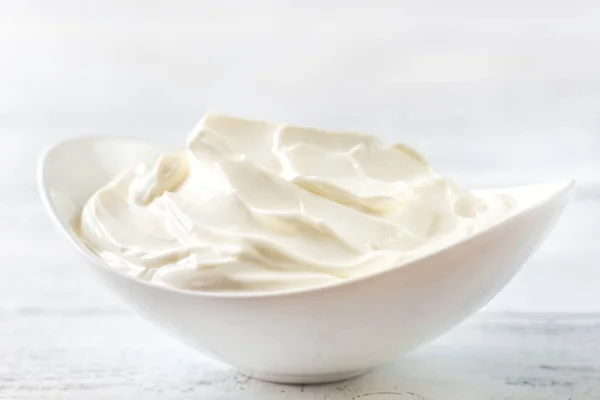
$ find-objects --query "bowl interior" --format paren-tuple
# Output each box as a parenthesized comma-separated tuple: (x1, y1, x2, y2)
(40, 137, 167, 227)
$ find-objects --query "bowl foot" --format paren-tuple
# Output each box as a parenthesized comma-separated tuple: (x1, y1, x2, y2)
(248, 368, 370, 384)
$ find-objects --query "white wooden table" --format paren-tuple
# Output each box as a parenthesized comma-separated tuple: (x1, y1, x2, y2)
(2, 1, 600, 398)
(3, 312, 600, 399)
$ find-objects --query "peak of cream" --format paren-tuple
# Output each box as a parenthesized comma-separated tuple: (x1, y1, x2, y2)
(80, 112, 516, 292)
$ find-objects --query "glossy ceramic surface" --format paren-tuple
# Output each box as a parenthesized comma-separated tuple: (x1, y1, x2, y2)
(38, 136, 573, 384)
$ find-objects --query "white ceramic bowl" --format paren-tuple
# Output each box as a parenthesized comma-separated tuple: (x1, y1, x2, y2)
(38, 136, 573, 384)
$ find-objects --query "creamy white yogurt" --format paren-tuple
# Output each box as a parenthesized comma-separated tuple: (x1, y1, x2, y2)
(80, 112, 516, 292)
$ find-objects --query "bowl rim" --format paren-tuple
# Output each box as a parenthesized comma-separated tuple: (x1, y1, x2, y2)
(37, 135, 575, 301)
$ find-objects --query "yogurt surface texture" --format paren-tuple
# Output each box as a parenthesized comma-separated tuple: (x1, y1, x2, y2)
(80, 112, 516, 292)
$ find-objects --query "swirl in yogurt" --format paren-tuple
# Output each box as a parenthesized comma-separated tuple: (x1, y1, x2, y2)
(80, 112, 516, 292)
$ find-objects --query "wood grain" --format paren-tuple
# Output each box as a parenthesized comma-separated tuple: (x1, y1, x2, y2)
(1, 313, 599, 399)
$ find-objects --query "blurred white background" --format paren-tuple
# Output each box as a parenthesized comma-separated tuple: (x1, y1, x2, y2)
(1, 0, 598, 312)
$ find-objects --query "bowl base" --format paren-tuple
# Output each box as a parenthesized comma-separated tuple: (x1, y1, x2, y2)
(249, 368, 370, 384)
